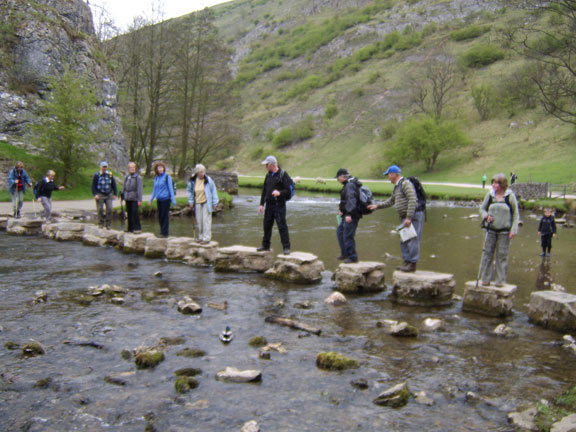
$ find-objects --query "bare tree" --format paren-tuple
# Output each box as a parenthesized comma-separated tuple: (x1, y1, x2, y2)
(409, 55, 459, 120)
(503, 0, 576, 125)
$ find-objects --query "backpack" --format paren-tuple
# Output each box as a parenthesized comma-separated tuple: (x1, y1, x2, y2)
(355, 180, 374, 215)
(481, 194, 513, 229)
(279, 169, 295, 201)
(400, 177, 426, 212)
(33, 181, 40, 199)
(165, 175, 177, 195)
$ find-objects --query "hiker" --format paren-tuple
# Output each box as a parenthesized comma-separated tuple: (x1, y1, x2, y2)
(482, 173, 487, 189)
(478, 173, 519, 287)
(7, 161, 32, 218)
(368, 165, 423, 272)
(35, 170, 65, 221)
(257, 155, 292, 255)
(122, 162, 143, 233)
(336, 168, 363, 263)
(510, 171, 517, 185)
(92, 161, 117, 229)
(538, 208, 556, 257)
(149, 161, 176, 238)
(187, 163, 219, 244)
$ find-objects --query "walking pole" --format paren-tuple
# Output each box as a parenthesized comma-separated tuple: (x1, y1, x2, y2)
(120, 195, 126, 230)
(475, 221, 491, 288)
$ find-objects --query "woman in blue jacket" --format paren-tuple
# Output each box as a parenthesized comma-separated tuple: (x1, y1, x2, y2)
(149, 162, 176, 237)
(187, 164, 219, 244)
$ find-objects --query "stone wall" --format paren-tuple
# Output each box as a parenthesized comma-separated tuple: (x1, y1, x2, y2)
(510, 183, 548, 200)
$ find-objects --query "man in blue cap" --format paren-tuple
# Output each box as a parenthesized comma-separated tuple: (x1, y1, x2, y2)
(368, 165, 423, 272)
(91, 161, 117, 229)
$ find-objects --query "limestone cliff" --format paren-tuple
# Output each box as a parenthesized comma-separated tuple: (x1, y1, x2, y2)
(0, 0, 126, 168)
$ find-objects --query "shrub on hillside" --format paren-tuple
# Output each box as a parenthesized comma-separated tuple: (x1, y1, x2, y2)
(460, 44, 505, 68)
(471, 83, 495, 121)
(324, 103, 338, 120)
(271, 117, 314, 148)
(450, 24, 491, 41)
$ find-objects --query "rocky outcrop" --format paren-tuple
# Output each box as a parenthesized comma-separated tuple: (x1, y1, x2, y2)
(264, 252, 325, 284)
(6, 217, 43, 235)
(42, 221, 85, 241)
(186, 241, 218, 266)
(391, 270, 455, 306)
(214, 245, 275, 273)
(332, 262, 386, 294)
(82, 224, 119, 247)
(0, 0, 126, 166)
(121, 232, 156, 254)
(527, 291, 576, 332)
(462, 281, 517, 317)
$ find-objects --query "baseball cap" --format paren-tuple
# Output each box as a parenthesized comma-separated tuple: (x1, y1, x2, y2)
(335, 168, 349, 178)
(261, 155, 278, 165)
(100, 161, 108, 167)
(383, 165, 401, 175)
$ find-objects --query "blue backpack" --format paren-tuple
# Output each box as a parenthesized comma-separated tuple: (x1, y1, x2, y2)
(279, 169, 295, 200)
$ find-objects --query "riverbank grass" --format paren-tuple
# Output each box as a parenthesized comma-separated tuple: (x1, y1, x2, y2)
(534, 385, 576, 431)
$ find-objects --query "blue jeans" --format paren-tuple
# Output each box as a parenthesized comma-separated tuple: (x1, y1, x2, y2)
(400, 210, 423, 263)
(337, 216, 359, 261)
(10, 190, 24, 216)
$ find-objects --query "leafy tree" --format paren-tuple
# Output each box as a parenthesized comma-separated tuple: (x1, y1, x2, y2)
(471, 83, 494, 121)
(504, 0, 576, 126)
(386, 116, 470, 172)
(29, 69, 100, 185)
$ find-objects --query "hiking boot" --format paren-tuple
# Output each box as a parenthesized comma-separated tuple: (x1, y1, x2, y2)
(256, 246, 270, 252)
(283, 248, 290, 255)
(396, 261, 409, 271)
(337, 255, 347, 260)
(343, 258, 358, 263)
(397, 262, 416, 272)
(481, 281, 490, 286)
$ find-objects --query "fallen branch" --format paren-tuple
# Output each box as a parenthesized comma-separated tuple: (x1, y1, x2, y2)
(264, 315, 321, 335)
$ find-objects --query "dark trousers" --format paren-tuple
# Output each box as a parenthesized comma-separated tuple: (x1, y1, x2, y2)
(541, 234, 553, 253)
(337, 217, 359, 261)
(125, 200, 141, 232)
(262, 201, 290, 249)
(157, 199, 171, 237)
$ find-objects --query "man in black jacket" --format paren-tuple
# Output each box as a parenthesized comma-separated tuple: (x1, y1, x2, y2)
(258, 155, 291, 255)
(336, 168, 361, 263)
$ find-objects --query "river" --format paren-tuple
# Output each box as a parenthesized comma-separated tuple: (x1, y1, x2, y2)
(1, 190, 575, 431)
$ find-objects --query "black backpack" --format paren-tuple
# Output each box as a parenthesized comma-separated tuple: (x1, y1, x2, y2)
(400, 177, 426, 212)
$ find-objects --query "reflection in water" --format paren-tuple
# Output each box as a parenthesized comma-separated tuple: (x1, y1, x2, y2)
(1, 192, 576, 431)
(535, 258, 553, 291)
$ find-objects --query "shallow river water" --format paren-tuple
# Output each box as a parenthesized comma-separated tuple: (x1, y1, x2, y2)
(1, 191, 575, 431)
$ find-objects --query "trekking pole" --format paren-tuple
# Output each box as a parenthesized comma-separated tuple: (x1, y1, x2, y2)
(120, 196, 126, 230)
(475, 222, 491, 288)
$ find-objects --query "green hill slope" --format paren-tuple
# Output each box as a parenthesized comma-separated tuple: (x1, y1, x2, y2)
(186, 0, 575, 183)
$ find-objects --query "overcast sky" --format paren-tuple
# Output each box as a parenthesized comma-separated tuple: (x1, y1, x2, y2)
(88, 0, 229, 31)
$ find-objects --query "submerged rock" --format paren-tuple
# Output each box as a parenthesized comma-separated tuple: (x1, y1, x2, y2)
(134, 350, 165, 369)
(324, 291, 348, 306)
(174, 368, 202, 377)
(507, 406, 538, 431)
(316, 352, 359, 371)
(174, 376, 199, 393)
(33, 290, 48, 304)
(373, 382, 412, 408)
(350, 379, 369, 390)
(176, 348, 206, 358)
(389, 322, 419, 338)
(240, 420, 260, 432)
(414, 391, 435, 406)
(422, 318, 446, 332)
(215, 367, 262, 383)
(248, 336, 268, 347)
(177, 296, 202, 315)
(34, 377, 53, 389)
(22, 342, 45, 357)
(494, 324, 514, 337)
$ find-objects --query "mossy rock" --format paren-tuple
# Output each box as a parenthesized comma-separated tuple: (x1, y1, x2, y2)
(134, 350, 165, 369)
(5, 341, 20, 350)
(175, 376, 199, 394)
(534, 385, 576, 431)
(248, 336, 268, 347)
(174, 367, 202, 377)
(34, 377, 52, 389)
(159, 337, 186, 346)
(316, 352, 358, 371)
(120, 349, 132, 360)
(176, 348, 206, 358)
(373, 382, 412, 408)
(22, 342, 45, 358)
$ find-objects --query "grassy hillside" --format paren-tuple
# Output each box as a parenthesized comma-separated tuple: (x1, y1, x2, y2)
(201, 0, 575, 184)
